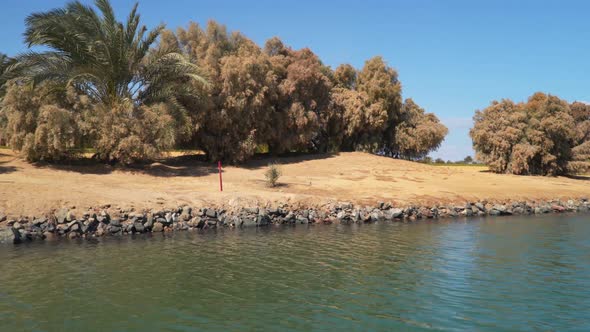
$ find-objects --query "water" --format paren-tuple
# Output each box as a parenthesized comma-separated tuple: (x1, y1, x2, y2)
(1, 214, 590, 331)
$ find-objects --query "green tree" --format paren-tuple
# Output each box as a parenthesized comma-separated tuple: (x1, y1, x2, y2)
(393, 99, 448, 159)
(0, 53, 16, 100)
(15, 0, 205, 163)
(327, 59, 447, 157)
(421, 156, 433, 164)
(20, 0, 203, 106)
(463, 156, 473, 164)
(328, 87, 369, 151)
(356, 56, 403, 152)
(333, 64, 357, 89)
(0, 82, 84, 161)
(0, 53, 11, 144)
(470, 99, 526, 173)
(266, 43, 333, 154)
(170, 21, 278, 163)
(470, 93, 583, 175)
(568, 102, 590, 173)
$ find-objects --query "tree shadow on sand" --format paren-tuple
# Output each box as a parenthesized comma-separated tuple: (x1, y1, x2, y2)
(31, 154, 216, 177)
(239, 152, 338, 170)
(478, 168, 590, 181)
(0, 153, 18, 174)
(564, 174, 590, 181)
(29, 152, 338, 177)
(0, 164, 17, 174)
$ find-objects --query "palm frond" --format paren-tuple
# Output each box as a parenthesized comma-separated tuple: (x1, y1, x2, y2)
(16, 0, 207, 107)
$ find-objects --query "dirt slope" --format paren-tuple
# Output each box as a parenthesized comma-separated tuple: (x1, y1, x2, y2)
(0, 149, 588, 216)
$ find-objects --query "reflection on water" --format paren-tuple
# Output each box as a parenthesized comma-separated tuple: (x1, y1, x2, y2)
(1, 214, 589, 331)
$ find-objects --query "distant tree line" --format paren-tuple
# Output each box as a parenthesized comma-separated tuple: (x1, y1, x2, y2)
(470, 93, 590, 175)
(0, 0, 447, 164)
(421, 155, 479, 165)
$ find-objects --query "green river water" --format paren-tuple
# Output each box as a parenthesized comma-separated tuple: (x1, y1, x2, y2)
(1, 214, 589, 331)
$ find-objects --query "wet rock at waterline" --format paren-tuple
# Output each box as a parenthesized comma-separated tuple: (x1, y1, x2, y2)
(0, 198, 588, 244)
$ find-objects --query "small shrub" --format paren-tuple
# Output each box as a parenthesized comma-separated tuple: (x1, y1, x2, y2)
(264, 163, 282, 187)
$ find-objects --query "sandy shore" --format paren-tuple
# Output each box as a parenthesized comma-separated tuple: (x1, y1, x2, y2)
(0, 148, 588, 216)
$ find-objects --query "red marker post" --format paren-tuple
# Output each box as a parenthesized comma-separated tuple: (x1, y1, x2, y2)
(218, 161, 223, 191)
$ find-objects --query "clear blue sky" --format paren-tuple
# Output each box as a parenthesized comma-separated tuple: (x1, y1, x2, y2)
(2, 0, 589, 160)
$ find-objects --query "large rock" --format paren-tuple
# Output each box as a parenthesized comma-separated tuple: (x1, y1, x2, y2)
(96, 223, 107, 236)
(110, 218, 122, 227)
(152, 222, 164, 232)
(490, 205, 511, 216)
(257, 214, 271, 226)
(123, 223, 135, 233)
(0, 227, 20, 244)
(85, 218, 99, 233)
(296, 216, 309, 224)
(231, 216, 243, 227)
(32, 217, 47, 226)
(453, 205, 465, 213)
(205, 209, 217, 218)
(242, 218, 257, 227)
(284, 212, 295, 223)
(66, 211, 76, 222)
(245, 207, 259, 214)
(370, 211, 382, 222)
(489, 209, 501, 216)
(231, 216, 253, 227)
(165, 212, 173, 224)
(180, 207, 192, 221)
(54, 224, 66, 234)
(390, 208, 404, 219)
(195, 217, 206, 229)
(144, 213, 154, 229)
(420, 209, 432, 218)
(67, 221, 81, 233)
(156, 217, 169, 226)
(338, 202, 353, 210)
(475, 202, 485, 211)
(383, 209, 395, 220)
(97, 212, 110, 224)
(177, 222, 189, 230)
(107, 225, 122, 234)
(551, 205, 566, 212)
(447, 208, 458, 217)
(55, 208, 68, 224)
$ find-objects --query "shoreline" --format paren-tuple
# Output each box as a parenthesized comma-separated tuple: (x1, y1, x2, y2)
(1, 197, 588, 244)
(2, 150, 590, 217)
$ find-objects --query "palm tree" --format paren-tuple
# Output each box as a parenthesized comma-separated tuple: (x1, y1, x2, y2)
(0, 52, 13, 98)
(18, 0, 204, 107)
(0, 53, 10, 71)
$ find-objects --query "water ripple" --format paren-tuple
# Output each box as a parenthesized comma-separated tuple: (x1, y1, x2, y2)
(1, 214, 590, 331)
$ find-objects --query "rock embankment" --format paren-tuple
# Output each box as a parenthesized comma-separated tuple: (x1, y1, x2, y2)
(0, 198, 588, 244)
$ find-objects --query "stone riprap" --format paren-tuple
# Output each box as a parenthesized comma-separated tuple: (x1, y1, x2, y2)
(0, 198, 588, 244)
